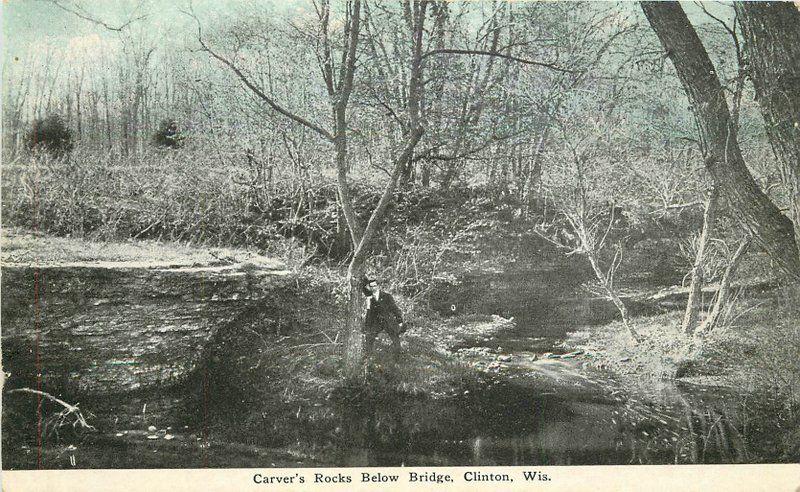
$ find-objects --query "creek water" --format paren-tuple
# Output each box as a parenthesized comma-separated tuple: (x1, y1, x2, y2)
(333, 295, 748, 467)
(3, 270, 755, 469)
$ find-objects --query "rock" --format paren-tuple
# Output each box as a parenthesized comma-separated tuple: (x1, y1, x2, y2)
(147, 425, 157, 432)
(620, 357, 631, 362)
(497, 355, 512, 362)
(164, 434, 175, 440)
(1, 260, 293, 395)
(146, 435, 159, 440)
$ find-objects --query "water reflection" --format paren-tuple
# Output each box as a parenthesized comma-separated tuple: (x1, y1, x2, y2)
(333, 366, 749, 466)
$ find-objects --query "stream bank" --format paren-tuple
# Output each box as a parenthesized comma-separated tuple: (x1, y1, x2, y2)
(562, 283, 800, 462)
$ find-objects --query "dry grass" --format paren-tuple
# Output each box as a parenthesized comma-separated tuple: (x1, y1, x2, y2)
(565, 311, 695, 380)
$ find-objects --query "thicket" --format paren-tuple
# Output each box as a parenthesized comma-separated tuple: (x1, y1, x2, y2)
(152, 119, 183, 148)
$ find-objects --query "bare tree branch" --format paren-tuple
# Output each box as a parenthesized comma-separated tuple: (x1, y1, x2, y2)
(421, 48, 584, 74)
(416, 127, 527, 163)
(8, 388, 96, 433)
(183, 6, 335, 142)
(44, 0, 147, 32)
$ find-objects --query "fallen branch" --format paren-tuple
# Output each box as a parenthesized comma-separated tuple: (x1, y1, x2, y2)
(8, 388, 96, 436)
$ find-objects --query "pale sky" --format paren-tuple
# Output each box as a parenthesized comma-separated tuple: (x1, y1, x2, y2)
(1, 0, 304, 61)
(1, 0, 734, 80)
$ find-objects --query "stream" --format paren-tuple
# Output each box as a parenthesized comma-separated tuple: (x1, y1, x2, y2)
(3, 271, 755, 469)
(333, 301, 747, 467)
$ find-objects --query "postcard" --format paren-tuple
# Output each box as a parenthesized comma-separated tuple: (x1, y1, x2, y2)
(2, 1, 799, 490)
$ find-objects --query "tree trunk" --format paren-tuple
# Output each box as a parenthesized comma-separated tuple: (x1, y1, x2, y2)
(103, 78, 112, 150)
(399, 157, 414, 188)
(683, 188, 719, 335)
(131, 78, 143, 155)
(331, 0, 370, 378)
(342, 261, 366, 378)
(585, 249, 641, 342)
(641, 1, 800, 281)
(340, 0, 427, 375)
(734, 2, 800, 256)
(336, 138, 366, 377)
(341, 126, 424, 375)
(75, 74, 83, 139)
(698, 236, 751, 334)
(421, 160, 431, 187)
(523, 128, 548, 215)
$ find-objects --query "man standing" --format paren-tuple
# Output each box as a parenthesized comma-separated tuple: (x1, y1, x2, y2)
(362, 278, 405, 356)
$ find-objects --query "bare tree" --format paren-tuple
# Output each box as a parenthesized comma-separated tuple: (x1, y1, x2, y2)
(189, 0, 428, 375)
(537, 107, 644, 343)
(341, 0, 427, 373)
(697, 234, 752, 334)
(681, 187, 719, 335)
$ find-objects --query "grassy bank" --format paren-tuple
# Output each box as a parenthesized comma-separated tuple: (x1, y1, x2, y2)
(189, 289, 517, 461)
(563, 284, 800, 461)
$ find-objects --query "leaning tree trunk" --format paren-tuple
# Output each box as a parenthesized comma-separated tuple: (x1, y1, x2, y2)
(641, 1, 800, 281)
(734, 2, 800, 257)
(683, 187, 719, 335)
(698, 236, 751, 334)
(585, 249, 641, 342)
(340, 126, 425, 377)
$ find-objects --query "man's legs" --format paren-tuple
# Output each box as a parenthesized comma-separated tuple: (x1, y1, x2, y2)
(389, 332, 402, 357)
(364, 330, 377, 355)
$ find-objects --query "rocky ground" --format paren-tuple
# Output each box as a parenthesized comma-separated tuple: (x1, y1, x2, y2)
(1, 229, 292, 394)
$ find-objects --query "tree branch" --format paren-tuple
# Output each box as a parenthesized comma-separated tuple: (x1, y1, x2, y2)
(8, 388, 96, 432)
(184, 7, 335, 142)
(649, 200, 705, 214)
(421, 48, 583, 74)
(45, 0, 147, 32)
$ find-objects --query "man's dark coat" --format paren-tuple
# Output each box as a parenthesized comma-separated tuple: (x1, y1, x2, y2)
(364, 292, 404, 336)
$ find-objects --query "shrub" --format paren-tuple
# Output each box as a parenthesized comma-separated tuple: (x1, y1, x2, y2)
(152, 119, 183, 148)
(25, 115, 74, 156)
